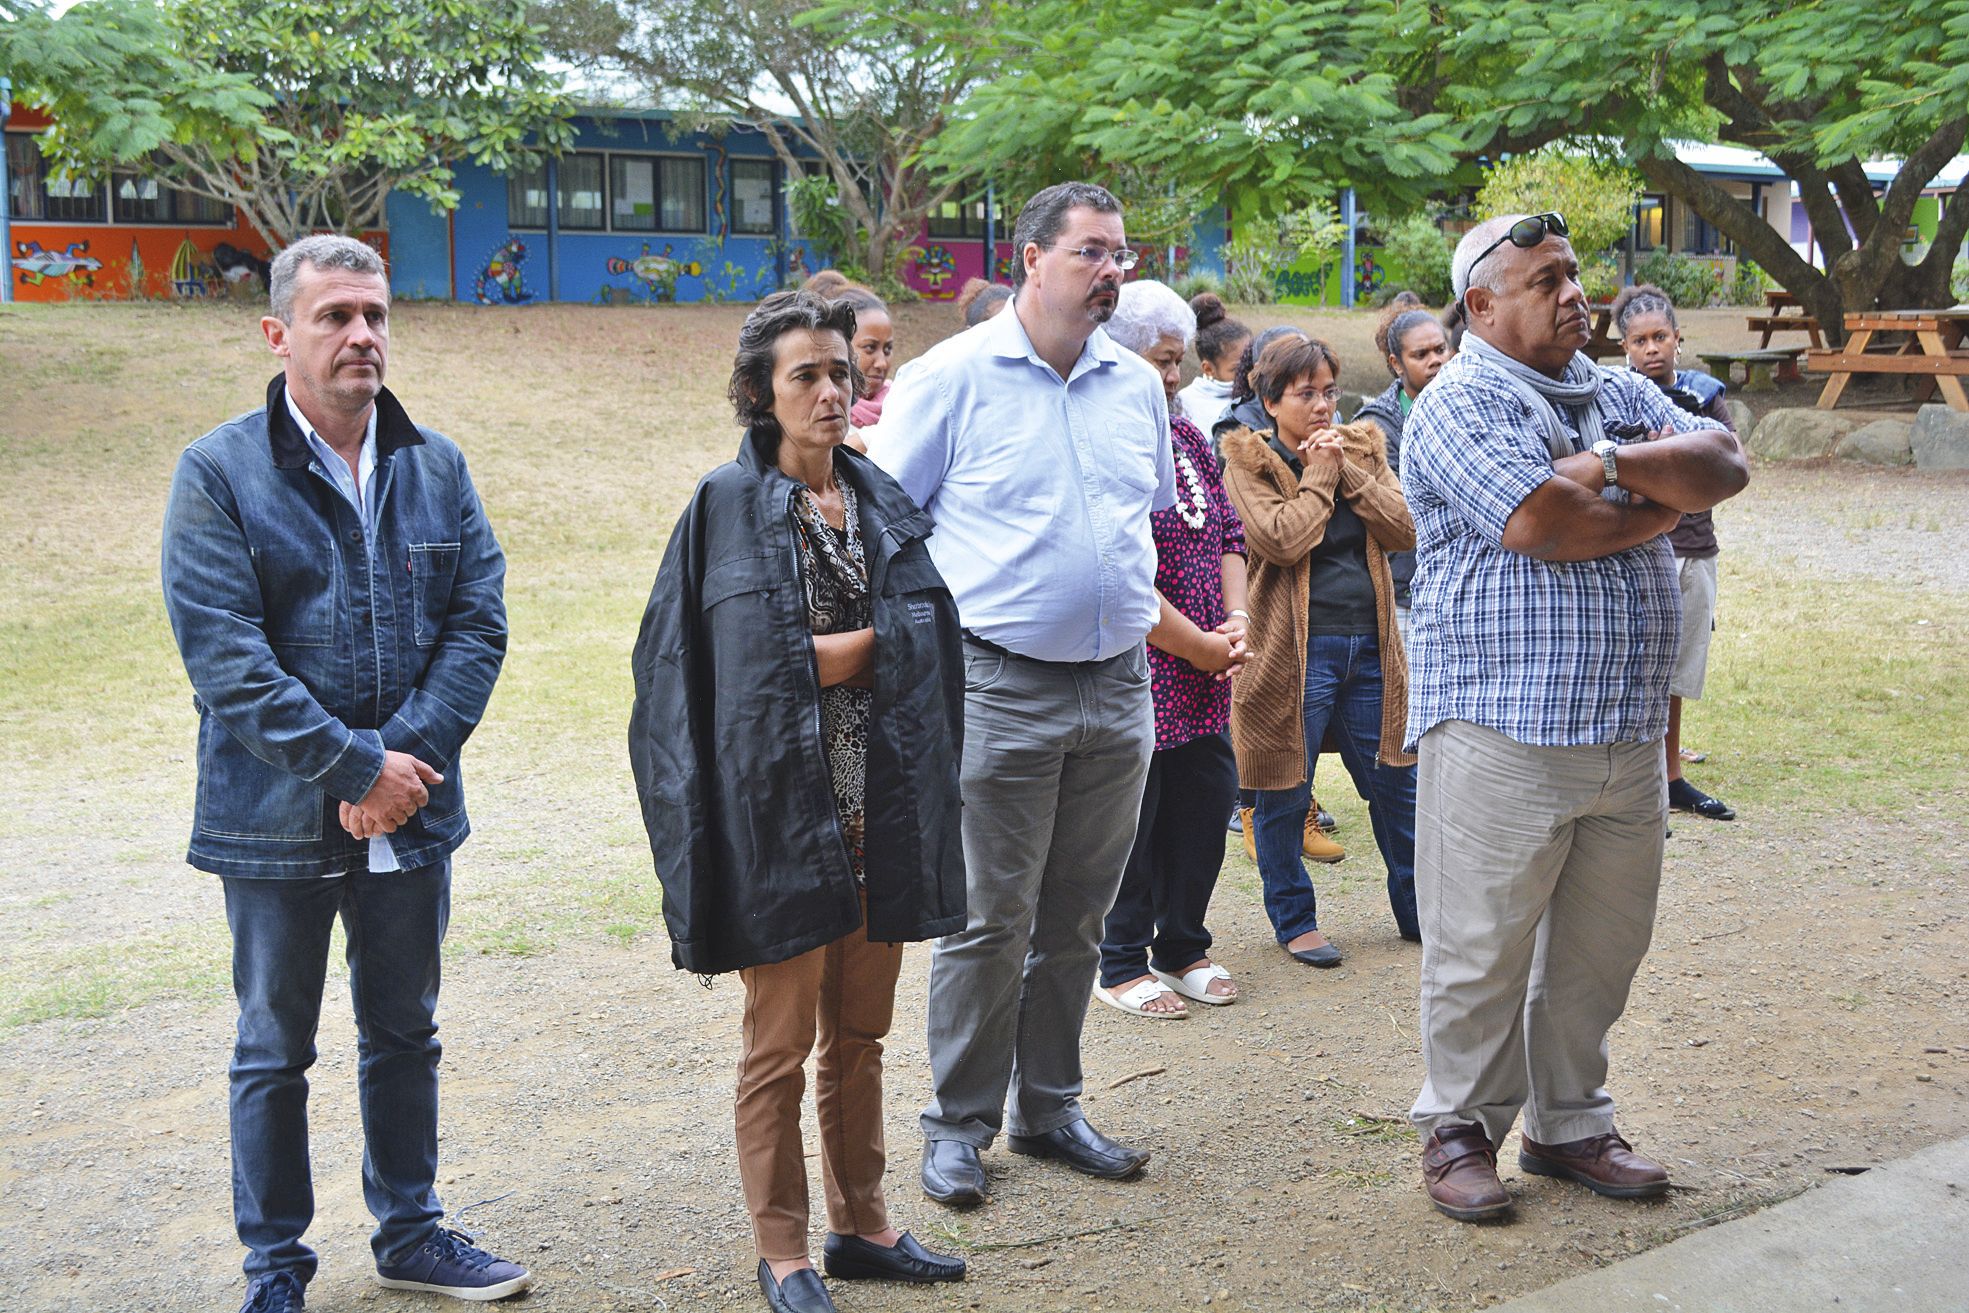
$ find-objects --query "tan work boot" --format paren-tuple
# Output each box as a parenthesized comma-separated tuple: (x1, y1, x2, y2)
(1239, 807, 1257, 862)
(1302, 811, 1345, 863)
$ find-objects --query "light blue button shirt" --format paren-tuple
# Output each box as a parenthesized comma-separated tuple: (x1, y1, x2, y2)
(287, 392, 400, 874)
(868, 301, 1176, 662)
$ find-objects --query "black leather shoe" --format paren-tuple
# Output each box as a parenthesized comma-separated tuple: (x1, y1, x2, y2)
(1668, 779, 1735, 821)
(823, 1231, 966, 1283)
(1289, 941, 1343, 967)
(921, 1139, 988, 1205)
(1006, 1117, 1149, 1179)
(757, 1260, 837, 1313)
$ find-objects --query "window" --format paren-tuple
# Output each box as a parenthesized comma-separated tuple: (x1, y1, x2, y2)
(731, 159, 776, 234)
(928, 198, 991, 239)
(558, 153, 605, 230)
(508, 163, 551, 228)
(1632, 196, 1665, 252)
(612, 156, 658, 230)
(658, 157, 706, 232)
(5, 132, 105, 222)
(106, 165, 233, 225)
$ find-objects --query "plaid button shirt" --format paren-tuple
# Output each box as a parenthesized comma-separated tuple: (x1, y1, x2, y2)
(1401, 350, 1724, 750)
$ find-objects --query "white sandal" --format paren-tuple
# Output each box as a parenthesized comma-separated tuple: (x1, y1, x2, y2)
(1151, 963, 1238, 1006)
(1093, 978, 1188, 1019)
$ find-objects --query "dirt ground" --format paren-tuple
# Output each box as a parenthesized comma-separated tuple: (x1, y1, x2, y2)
(1, 301, 1966, 1313)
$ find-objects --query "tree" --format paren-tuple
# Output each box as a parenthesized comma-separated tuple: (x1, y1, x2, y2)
(535, 0, 999, 282)
(1476, 149, 1642, 301)
(1407, 0, 1969, 337)
(10, 0, 574, 250)
(926, 0, 1467, 224)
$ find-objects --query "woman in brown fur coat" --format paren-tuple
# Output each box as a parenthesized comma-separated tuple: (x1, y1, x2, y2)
(1219, 334, 1422, 965)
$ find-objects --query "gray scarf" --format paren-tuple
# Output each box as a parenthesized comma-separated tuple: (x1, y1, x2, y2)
(1460, 332, 1604, 458)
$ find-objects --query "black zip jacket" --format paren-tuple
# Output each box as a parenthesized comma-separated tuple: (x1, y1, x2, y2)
(628, 428, 967, 974)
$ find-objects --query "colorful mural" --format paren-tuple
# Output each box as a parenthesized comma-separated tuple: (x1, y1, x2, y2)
(604, 244, 706, 301)
(912, 244, 957, 294)
(12, 239, 103, 288)
(473, 238, 532, 304)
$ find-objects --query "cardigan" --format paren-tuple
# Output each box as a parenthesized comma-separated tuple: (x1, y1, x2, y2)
(1219, 422, 1417, 789)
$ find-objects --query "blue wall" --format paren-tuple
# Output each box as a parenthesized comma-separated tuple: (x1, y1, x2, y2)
(389, 113, 821, 306)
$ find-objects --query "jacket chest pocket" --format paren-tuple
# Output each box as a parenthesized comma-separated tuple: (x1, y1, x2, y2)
(408, 542, 461, 646)
(701, 556, 782, 611)
(251, 543, 338, 648)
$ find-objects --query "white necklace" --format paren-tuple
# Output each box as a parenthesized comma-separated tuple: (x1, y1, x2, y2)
(1170, 445, 1210, 530)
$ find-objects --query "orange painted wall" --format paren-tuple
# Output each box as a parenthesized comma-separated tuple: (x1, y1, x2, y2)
(7, 109, 386, 303)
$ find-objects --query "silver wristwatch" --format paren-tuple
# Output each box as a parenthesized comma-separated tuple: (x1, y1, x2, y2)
(1591, 439, 1619, 487)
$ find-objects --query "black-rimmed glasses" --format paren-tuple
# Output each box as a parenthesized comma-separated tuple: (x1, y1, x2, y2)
(1464, 212, 1570, 287)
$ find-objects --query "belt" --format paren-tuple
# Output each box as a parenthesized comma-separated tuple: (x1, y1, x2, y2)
(961, 628, 1114, 670)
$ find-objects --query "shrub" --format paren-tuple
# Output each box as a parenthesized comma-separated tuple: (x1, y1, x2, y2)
(1174, 271, 1225, 301)
(1378, 214, 1454, 306)
(1634, 247, 1723, 309)
(1953, 251, 1968, 302)
(1580, 255, 1622, 304)
(1728, 259, 1775, 306)
(1476, 149, 1642, 262)
(1223, 202, 1348, 305)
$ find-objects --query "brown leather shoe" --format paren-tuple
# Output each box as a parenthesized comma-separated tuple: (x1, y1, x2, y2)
(1422, 1123, 1512, 1221)
(1519, 1130, 1669, 1199)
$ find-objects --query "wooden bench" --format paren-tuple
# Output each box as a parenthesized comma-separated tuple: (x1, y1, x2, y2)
(1808, 309, 1969, 411)
(1745, 314, 1823, 348)
(1695, 348, 1806, 392)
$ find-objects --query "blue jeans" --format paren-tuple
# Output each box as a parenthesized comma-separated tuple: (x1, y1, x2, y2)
(223, 861, 451, 1283)
(1253, 632, 1420, 943)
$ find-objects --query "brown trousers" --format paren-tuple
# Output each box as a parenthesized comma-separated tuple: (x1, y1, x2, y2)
(735, 908, 905, 1260)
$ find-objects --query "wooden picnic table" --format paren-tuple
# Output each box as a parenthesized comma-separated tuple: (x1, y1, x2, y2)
(1581, 304, 1621, 360)
(1696, 347, 1805, 392)
(1807, 309, 1969, 411)
(1748, 288, 1823, 348)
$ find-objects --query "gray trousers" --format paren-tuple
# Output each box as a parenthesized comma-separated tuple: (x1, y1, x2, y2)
(1409, 719, 1666, 1148)
(921, 641, 1154, 1146)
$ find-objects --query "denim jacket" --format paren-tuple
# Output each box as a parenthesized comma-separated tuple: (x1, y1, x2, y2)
(162, 375, 507, 877)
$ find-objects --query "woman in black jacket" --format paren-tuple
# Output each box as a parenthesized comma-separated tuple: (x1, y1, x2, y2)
(630, 290, 967, 1313)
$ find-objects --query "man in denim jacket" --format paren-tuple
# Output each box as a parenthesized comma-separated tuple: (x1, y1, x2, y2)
(161, 235, 526, 1312)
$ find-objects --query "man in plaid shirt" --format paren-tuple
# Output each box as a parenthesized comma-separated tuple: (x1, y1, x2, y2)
(1400, 213, 1748, 1222)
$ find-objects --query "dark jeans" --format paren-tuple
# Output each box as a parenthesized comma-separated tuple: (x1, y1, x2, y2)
(1100, 732, 1238, 988)
(222, 861, 451, 1283)
(1253, 632, 1420, 943)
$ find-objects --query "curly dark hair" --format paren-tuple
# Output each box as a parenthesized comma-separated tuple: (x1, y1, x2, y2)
(956, 277, 1013, 326)
(1190, 291, 1250, 370)
(1610, 282, 1678, 337)
(729, 290, 863, 452)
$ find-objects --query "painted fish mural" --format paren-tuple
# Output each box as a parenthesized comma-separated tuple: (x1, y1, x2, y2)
(474, 238, 531, 305)
(605, 246, 704, 301)
(12, 240, 103, 287)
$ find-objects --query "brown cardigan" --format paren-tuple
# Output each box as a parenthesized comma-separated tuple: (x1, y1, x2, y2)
(1220, 422, 1417, 789)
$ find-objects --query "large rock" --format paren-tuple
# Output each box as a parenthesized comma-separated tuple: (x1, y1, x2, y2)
(1836, 417, 1915, 466)
(1910, 404, 1969, 471)
(1747, 408, 1862, 461)
(1724, 398, 1755, 445)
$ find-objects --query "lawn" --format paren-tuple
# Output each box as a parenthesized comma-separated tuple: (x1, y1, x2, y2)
(1, 298, 1964, 1312)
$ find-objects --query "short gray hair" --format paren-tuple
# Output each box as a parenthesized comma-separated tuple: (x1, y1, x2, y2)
(1107, 278, 1197, 355)
(1451, 214, 1526, 304)
(270, 234, 388, 322)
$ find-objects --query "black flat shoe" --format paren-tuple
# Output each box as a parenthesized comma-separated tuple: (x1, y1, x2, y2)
(823, 1232, 966, 1283)
(1007, 1117, 1149, 1180)
(921, 1139, 988, 1205)
(1668, 779, 1736, 821)
(758, 1260, 837, 1313)
(1288, 941, 1343, 967)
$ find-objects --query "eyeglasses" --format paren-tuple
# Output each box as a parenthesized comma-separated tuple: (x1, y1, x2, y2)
(1047, 243, 1140, 271)
(1288, 386, 1342, 405)
(1463, 212, 1570, 287)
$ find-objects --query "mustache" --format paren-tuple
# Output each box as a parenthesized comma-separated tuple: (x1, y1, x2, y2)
(1090, 281, 1120, 297)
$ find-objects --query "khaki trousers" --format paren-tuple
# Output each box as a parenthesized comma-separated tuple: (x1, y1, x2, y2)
(1409, 719, 1666, 1148)
(735, 909, 905, 1260)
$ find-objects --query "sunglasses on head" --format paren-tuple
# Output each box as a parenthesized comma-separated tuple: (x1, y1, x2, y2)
(1464, 212, 1570, 290)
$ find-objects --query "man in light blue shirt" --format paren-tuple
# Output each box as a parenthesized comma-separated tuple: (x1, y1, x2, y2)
(868, 182, 1174, 1203)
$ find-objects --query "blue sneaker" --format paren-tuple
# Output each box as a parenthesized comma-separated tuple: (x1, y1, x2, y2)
(375, 1227, 534, 1301)
(240, 1271, 304, 1313)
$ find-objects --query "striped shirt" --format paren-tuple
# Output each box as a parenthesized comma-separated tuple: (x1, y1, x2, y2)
(1400, 348, 1723, 749)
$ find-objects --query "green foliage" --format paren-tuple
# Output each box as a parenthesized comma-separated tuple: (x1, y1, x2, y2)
(1728, 259, 1776, 307)
(1377, 214, 1453, 307)
(10, 0, 574, 248)
(785, 172, 856, 264)
(1174, 270, 1224, 301)
(1475, 149, 1641, 262)
(1953, 252, 1969, 303)
(1223, 201, 1347, 305)
(1634, 248, 1723, 310)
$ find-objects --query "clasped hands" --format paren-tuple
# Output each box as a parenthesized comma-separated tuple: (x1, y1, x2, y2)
(340, 749, 443, 840)
(1190, 615, 1250, 681)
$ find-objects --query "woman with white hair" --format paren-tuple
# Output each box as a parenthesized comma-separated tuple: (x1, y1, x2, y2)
(1092, 279, 1252, 1019)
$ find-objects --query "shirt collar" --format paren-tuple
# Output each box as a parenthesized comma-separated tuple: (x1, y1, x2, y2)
(286, 386, 378, 457)
(989, 295, 1118, 379)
